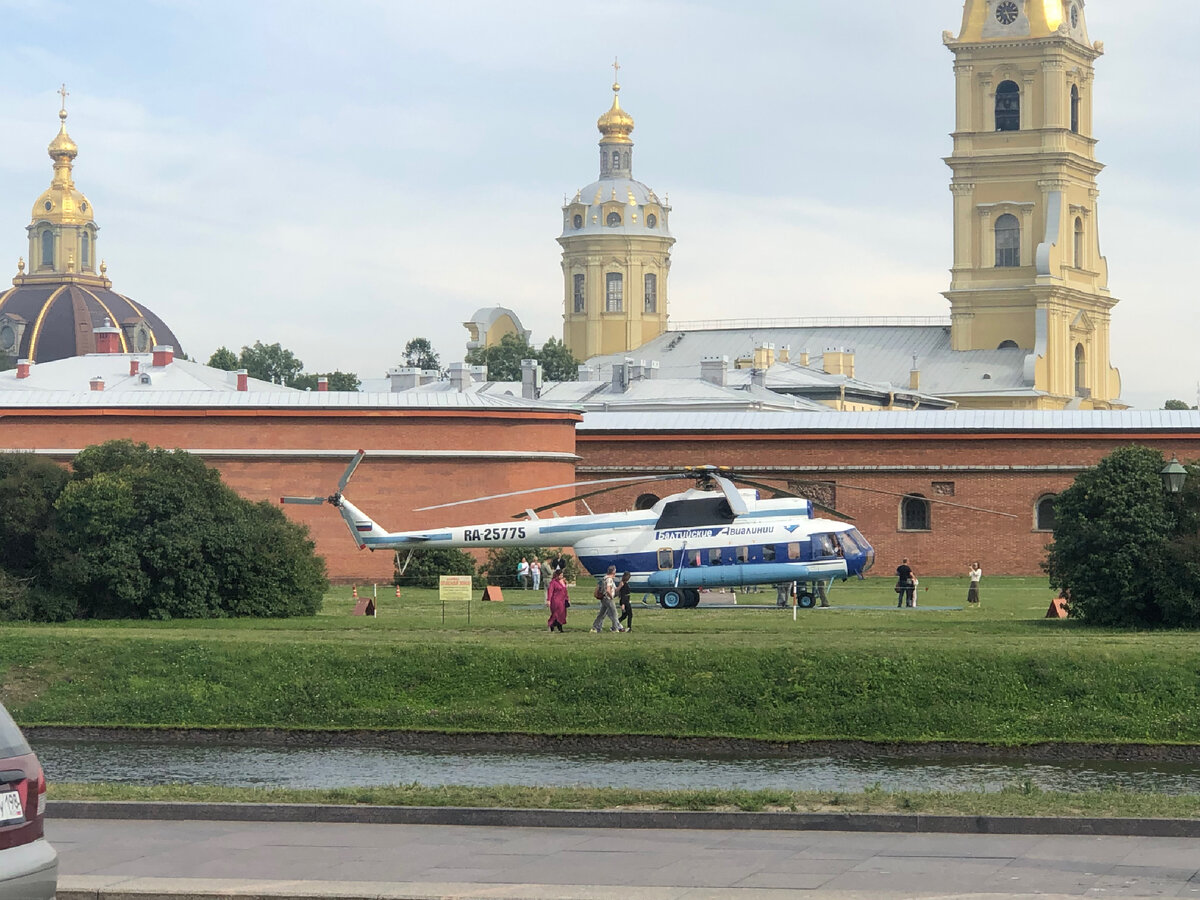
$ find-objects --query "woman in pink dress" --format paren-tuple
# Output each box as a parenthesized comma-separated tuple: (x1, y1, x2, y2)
(546, 568, 569, 633)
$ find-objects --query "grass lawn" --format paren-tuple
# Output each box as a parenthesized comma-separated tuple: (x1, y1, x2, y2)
(3, 576, 1200, 745)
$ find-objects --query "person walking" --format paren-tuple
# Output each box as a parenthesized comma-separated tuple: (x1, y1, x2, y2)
(616, 571, 634, 632)
(531, 557, 542, 592)
(517, 557, 530, 590)
(775, 581, 793, 608)
(546, 568, 569, 633)
(591, 565, 623, 633)
(896, 558, 916, 608)
(967, 562, 982, 606)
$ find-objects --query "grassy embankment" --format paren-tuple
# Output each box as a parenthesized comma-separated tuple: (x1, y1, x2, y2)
(3, 576, 1200, 746)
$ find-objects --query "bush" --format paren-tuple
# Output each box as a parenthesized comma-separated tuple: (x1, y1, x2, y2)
(393, 548, 480, 589)
(0, 452, 70, 578)
(479, 546, 580, 589)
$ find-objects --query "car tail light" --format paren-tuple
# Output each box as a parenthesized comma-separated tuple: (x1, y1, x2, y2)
(34, 763, 46, 819)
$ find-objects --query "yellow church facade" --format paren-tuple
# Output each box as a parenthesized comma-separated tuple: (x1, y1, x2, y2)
(943, 0, 1122, 408)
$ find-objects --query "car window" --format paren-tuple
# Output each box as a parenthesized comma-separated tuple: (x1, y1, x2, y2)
(0, 703, 31, 757)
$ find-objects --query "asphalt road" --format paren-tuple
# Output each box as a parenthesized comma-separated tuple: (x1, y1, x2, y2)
(49, 818, 1200, 898)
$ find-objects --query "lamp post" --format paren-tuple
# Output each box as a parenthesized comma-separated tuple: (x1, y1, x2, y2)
(1160, 455, 1188, 494)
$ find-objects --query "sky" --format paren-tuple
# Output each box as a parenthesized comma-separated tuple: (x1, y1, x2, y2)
(0, 0, 1195, 409)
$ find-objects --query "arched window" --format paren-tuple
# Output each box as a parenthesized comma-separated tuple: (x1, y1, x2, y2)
(998, 339, 1019, 350)
(573, 274, 585, 313)
(646, 213, 657, 228)
(1073, 217, 1084, 268)
(81, 231, 90, 268)
(900, 494, 931, 531)
(1074, 343, 1086, 393)
(606, 211, 622, 227)
(611, 150, 620, 170)
(995, 80, 1020, 131)
(1035, 495, 1057, 532)
(1070, 85, 1080, 133)
(644, 273, 657, 313)
(40, 230, 53, 268)
(995, 214, 1020, 267)
(623, 152, 630, 170)
(572, 214, 583, 229)
(605, 273, 623, 312)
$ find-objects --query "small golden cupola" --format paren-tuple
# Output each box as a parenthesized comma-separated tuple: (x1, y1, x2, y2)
(29, 85, 97, 276)
(596, 81, 635, 145)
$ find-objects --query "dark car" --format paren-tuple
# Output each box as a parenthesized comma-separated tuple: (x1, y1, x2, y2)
(0, 702, 56, 899)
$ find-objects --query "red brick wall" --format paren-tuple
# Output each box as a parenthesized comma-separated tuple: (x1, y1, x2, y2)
(0, 406, 580, 582)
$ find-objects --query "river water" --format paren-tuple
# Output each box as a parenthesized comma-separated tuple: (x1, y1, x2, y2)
(31, 739, 1200, 795)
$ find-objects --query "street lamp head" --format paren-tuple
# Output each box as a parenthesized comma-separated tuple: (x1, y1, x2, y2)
(1161, 455, 1188, 494)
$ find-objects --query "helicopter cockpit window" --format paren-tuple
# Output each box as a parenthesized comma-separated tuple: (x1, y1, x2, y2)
(657, 548, 674, 570)
(736, 546, 749, 564)
(654, 497, 736, 530)
(708, 548, 723, 565)
(763, 544, 776, 562)
(787, 542, 802, 560)
(814, 534, 838, 558)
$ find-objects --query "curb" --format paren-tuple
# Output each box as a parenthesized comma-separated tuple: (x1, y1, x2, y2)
(47, 800, 1200, 838)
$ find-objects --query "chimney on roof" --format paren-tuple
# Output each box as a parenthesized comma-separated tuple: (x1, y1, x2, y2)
(798, 348, 809, 367)
(521, 359, 543, 400)
(129, 359, 140, 376)
(152, 345, 174, 367)
(387, 367, 421, 391)
(700, 356, 728, 387)
(778, 345, 790, 364)
(94, 318, 121, 354)
(418, 369, 439, 386)
(450, 361, 474, 393)
(909, 354, 920, 392)
(823, 348, 855, 378)
(89, 376, 104, 392)
(236, 369, 248, 392)
(645, 360, 659, 380)
(577, 364, 593, 382)
(317, 376, 329, 392)
(469, 365, 487, 382)
(611, 358, 633, 393)
(751, 368, 767, 389)
(753, 343, 775, 370)
(15, 359, 31, 379)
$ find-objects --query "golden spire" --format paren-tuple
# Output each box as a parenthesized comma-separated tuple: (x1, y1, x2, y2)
(596, 57, 634, 145)
(47, 84, 78, 187)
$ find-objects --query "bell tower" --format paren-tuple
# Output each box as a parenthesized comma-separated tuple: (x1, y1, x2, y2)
(559, 63, 674, 361)
(943, 0, 1122, 408)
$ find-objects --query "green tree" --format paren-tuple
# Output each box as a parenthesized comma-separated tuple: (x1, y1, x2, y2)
(52, 440, 327, 619)
(292, 371, 361, 392)
(393, 547, 480, 589)
(464, 332, 534, 382)
(1163, 399, 1194, 411)
(0, 452, 70, 578)
(538, 337, 579, 382)
(1043, 445, 1190, 627)
(239, 341, 304, 386)
(403, 338, 441, 372)
(207, 347, 239, 371)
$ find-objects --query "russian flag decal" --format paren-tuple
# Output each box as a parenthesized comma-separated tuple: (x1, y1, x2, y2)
(355, 523, 373, 533)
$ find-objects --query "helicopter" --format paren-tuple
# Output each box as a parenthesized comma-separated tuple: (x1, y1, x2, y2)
(283, 451, 882, 609)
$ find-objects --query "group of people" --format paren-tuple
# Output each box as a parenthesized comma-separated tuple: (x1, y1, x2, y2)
(545, 564, 633, 634)
(894, 559, 983, 607)
(516, 556, 549, 591)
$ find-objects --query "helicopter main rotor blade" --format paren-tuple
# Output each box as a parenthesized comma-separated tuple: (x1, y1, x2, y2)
(413, 474, 686, 513)
(337, 450, 366, 494)
(712, 474, 749, 517)
(515, 474, 691, 517)
(749, 474, 1017, 519)
(281, 496, 328, 506)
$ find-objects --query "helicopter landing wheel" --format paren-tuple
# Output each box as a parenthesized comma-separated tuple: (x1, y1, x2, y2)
(683, 589, 700, 608)
(796, 592, 816, 609)
(659, 589, 684, 609)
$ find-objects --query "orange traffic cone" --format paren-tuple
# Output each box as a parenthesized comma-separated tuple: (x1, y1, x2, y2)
(352, 585, 358, 599)
(394, 585, 401, 598)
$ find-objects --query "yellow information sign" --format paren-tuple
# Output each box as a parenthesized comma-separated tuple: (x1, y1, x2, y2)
(439, 575, 473, 604)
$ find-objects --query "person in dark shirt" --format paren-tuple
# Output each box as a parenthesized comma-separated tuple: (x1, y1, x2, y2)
(616, 571, 634, 633)
(896, 558, 916, 608)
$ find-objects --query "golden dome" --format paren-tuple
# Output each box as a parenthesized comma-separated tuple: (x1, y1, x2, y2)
(597, 83, 634, 145)
(47, 109, 78, 161)
(32, 93, 93, 226)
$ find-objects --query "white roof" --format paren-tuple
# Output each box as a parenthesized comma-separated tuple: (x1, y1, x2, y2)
(0, 353, 293, 394)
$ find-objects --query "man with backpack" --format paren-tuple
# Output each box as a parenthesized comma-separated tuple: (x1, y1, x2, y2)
(590, 565, 624, 633)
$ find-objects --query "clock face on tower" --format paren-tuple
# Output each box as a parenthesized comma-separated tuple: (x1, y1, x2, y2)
(995, 1, 1019, 25)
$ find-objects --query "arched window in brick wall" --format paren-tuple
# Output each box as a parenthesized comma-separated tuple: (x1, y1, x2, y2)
(1035, 495, 1057, 532)
(900, 494, 931, 531)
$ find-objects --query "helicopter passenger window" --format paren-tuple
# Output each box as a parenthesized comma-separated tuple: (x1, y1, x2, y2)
(787, 542, 801, 560)
(689, 550, 702, 567)
(657, 548, 674, 570)
(708, 548, 723, 565)
(763, 544, 776, 562)
(736, 546, 749, 564)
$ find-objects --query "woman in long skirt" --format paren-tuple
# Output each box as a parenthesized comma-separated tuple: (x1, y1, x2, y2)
(967, 562, 982, 605)
(547, 568, 569, 632)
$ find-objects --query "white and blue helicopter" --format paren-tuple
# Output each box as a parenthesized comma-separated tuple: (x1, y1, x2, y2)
(283, 452, 884, 609)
